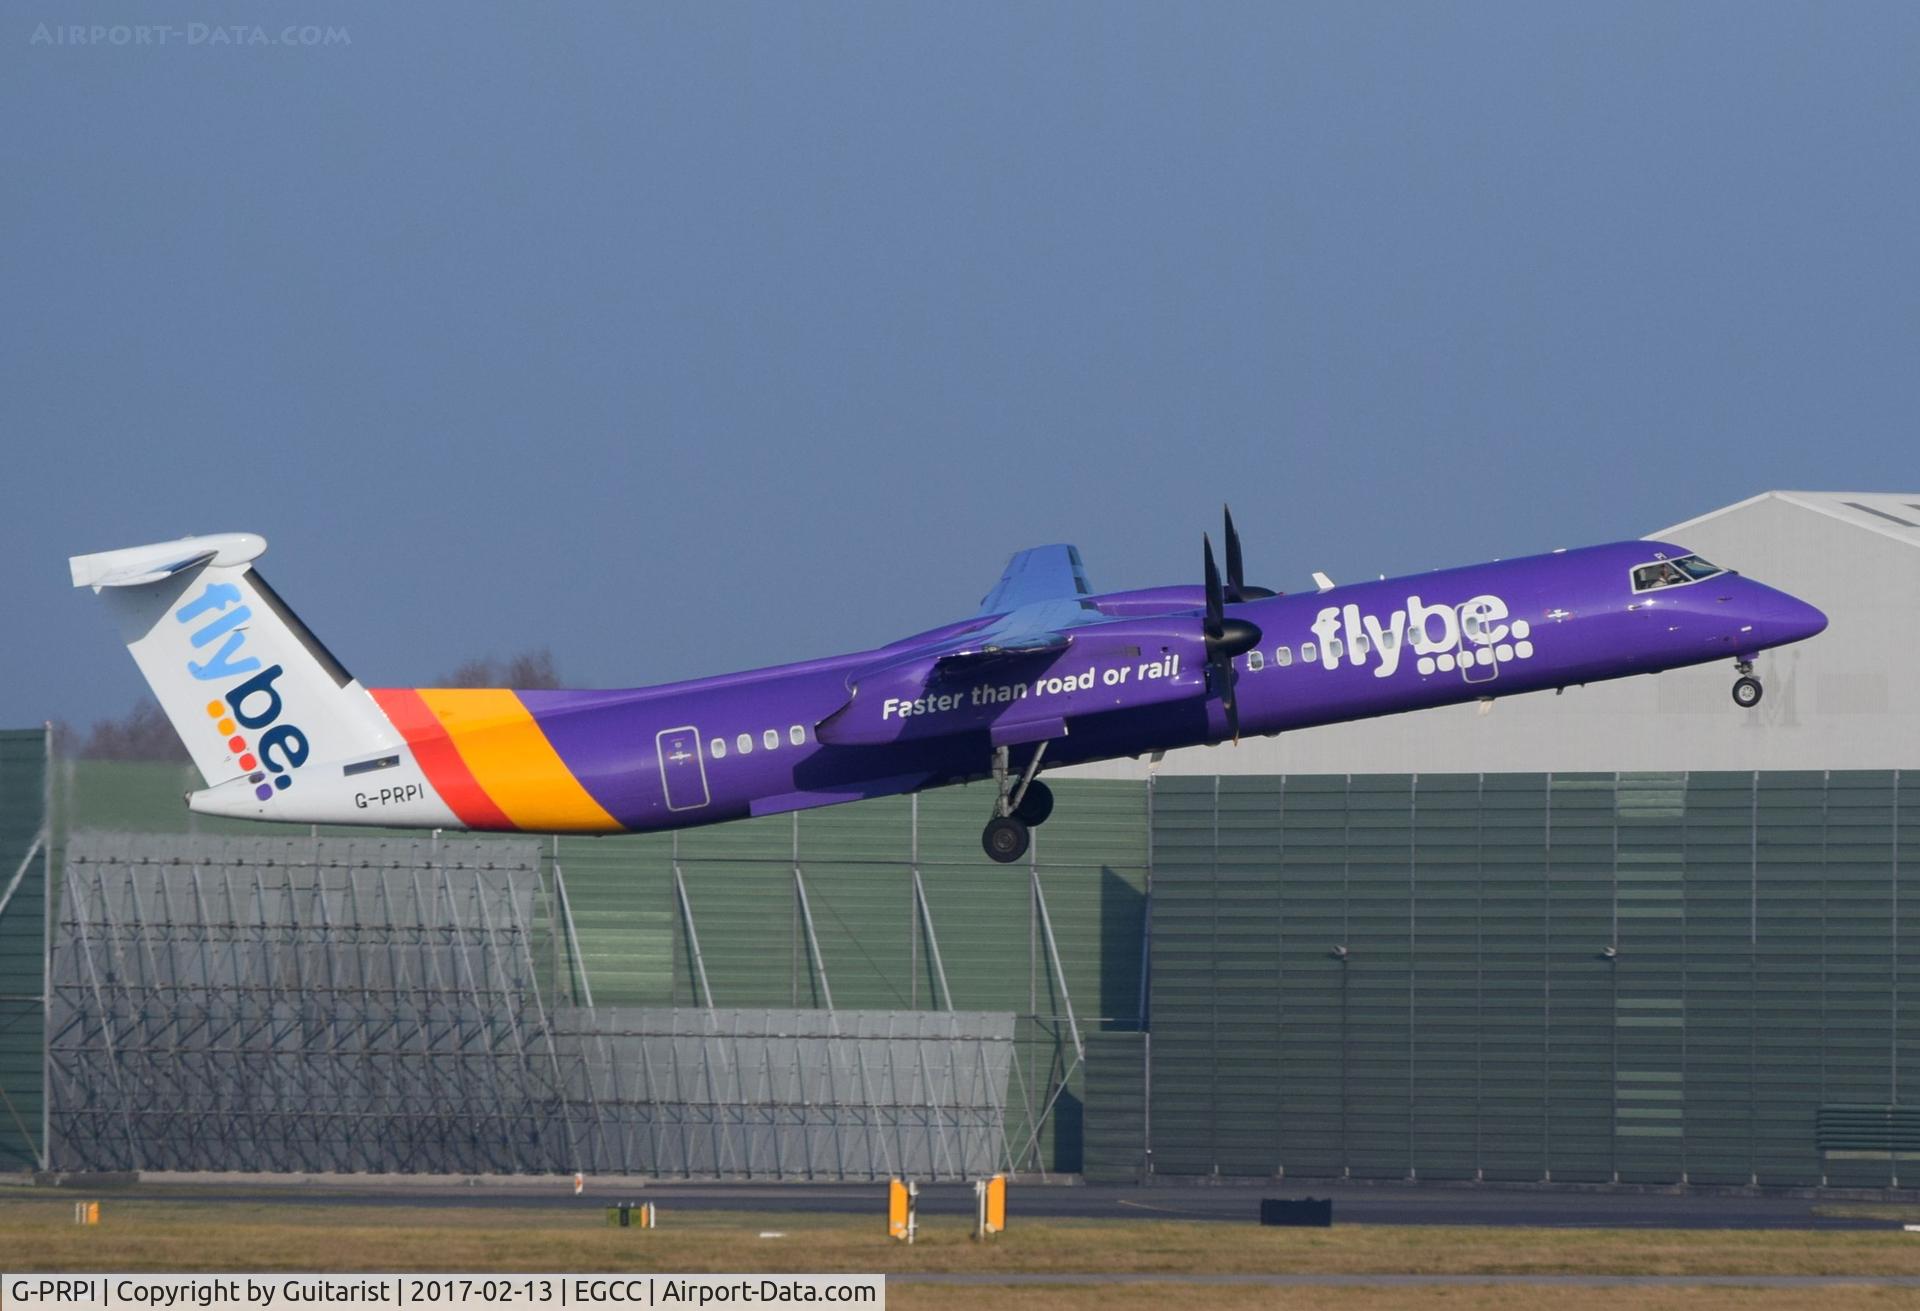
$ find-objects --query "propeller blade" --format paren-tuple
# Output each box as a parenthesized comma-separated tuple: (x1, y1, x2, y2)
(1202, 529, 1259, 743)
(1222, 504, 1277, 602)
(1203, 534, 1224, 638)
(1224, 505, 1246, 603)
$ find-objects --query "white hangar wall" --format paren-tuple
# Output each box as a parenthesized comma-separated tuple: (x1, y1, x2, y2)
(1062, 491, 1920, 778)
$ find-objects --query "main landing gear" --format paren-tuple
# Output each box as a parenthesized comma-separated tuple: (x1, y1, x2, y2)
(1732, 658, 1763, 709)
(982, 742, 1053, 864)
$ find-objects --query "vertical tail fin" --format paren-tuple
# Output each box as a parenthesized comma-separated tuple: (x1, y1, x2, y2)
(69, 533, 401, 798)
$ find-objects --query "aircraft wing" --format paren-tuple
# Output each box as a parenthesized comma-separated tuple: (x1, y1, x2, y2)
(952, 543, 1103, 657)
(816, 545, 1106, 744)
(976, 544, 1093, 616)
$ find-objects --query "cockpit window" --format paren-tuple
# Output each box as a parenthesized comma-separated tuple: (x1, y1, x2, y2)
(1632, 554, 1724, 592)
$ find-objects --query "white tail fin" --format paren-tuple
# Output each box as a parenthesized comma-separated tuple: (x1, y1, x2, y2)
(69, 533, 401, 798)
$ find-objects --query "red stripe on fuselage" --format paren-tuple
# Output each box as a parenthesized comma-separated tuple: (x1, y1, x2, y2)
(369, 687, 517, 830)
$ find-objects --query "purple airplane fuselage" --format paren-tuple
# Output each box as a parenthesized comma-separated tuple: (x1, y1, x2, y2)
(465, 538, 1825, 835)
(112, 527, 1821, 841)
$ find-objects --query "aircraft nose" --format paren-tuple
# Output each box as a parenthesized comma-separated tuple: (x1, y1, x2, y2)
(1746, 586, 1827, 650)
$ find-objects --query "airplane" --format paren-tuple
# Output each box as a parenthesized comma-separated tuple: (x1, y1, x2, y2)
(69, 511, 1828, 863)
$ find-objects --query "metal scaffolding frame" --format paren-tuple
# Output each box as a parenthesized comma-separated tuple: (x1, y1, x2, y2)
(46, 827, 1034, 1179)
(555, 1007, 1013, 1178)
(48, 832, 570, 1173)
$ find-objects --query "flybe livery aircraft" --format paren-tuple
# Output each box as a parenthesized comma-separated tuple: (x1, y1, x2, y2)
(69, 512, 1828, 863)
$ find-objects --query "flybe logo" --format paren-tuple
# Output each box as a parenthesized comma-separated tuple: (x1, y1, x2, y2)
(176, 581, 310, 801)
(1309, 594, 1537, 678)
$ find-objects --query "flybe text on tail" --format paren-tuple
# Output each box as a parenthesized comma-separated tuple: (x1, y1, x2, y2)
(177, 581, 309, 801)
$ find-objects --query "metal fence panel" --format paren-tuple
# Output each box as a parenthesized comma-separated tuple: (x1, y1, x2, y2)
(554, 1007, 1013, 1179)
(0, 728, 48, 1170)
(1081, 1030, 1147, 1182)
(1148, 769, 1918, 1188)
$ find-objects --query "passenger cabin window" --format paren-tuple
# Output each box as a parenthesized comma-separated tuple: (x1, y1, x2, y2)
(1301, 642, 1316, 663)
(1247, 649, 1265, 672)
(789, 725, 806, 746)
(1275, 646, 1293, 668)
(1632, 553, 1724, 593)
(763, 728, 779, 751)
(1352, 636, 1369, 657)
(710, 737, 727, 760)
(1326, 638, 1344, 661)
(736, 733, 753, 755)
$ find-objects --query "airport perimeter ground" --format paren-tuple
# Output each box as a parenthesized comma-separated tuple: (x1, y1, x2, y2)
(8, 1180, 1920, 1307)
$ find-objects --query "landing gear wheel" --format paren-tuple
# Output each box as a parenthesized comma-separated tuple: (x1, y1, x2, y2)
(1732, 675, 1763, 709)
(982, 816, 1031, 864)
(1013, 780, 1054, 827)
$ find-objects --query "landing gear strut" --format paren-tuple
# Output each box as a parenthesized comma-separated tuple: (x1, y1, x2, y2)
(982, 742, 1050, 864)
(1732, 659, 1763, 709)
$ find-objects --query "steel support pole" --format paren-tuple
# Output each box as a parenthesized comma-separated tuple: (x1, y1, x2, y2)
(912, 870, 953, 1012)
(674, 864, 715, 1012)
(793, 869, 834, 1012)
(552, 862, 593, 1009)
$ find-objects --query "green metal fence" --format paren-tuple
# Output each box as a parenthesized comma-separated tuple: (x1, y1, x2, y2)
(48, 759, 1149, 1174)
(1145, 771, 1920, 1187)
(37, 755, 1920, 1188)
(0, 728, 49, 1171)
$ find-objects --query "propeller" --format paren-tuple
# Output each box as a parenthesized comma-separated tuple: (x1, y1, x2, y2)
(1223, 505, 1278, 603)
(1203, 533, 1263, 742)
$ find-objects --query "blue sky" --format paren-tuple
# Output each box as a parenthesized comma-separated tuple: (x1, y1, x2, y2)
(5, 2, 1916, 728)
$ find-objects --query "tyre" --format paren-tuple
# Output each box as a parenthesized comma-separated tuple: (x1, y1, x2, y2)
(1013, 780, 1054, 826)
(982, 816, 1031, 864)
(1732, 675, 1763, 708)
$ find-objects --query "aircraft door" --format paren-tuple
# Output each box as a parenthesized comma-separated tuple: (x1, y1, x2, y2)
(1456, 605, 1501, 685)
(655, 725, 711, 811)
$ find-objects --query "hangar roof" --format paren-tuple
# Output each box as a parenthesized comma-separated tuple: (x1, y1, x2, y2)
(1660, 490, 1920, 550)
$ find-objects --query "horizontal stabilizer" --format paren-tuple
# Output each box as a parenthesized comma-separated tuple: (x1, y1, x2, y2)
(69, 533, 267, 590)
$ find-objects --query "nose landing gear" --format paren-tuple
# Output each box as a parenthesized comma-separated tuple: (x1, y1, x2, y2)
(1731, 659, 1763, 709)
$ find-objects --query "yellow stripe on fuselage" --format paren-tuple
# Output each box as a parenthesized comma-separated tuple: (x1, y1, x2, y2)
(414, 689, 619, 833)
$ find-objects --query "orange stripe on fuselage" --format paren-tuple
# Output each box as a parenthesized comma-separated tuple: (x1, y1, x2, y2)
(412, 688, 620, 834)
(369, 687, 516, 830)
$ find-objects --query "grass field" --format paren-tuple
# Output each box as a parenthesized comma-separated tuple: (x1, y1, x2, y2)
(2, 1192, 1917, 1310)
